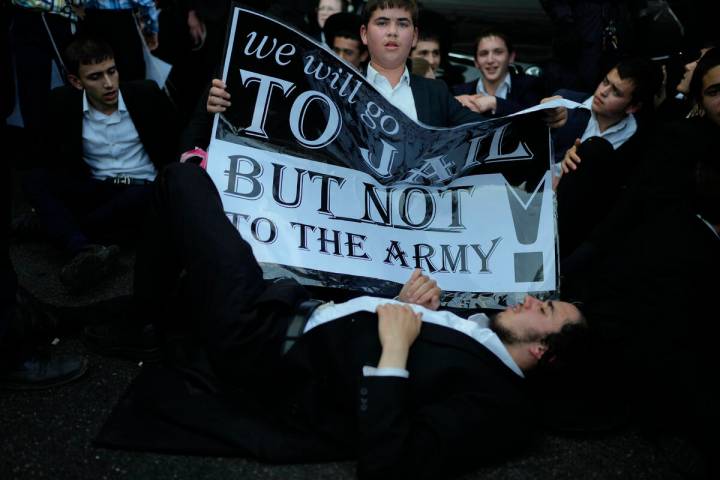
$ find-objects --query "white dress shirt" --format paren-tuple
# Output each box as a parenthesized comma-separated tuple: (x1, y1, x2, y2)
(580, 96, 637, 150)
(304, 296, 524, 378)
(82, 91, 157, 181)
(476, 72, 512, 100)
(366, 64, 418, 122)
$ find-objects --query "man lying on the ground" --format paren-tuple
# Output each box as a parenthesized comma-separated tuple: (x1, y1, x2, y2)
(97, 162, 587, 480)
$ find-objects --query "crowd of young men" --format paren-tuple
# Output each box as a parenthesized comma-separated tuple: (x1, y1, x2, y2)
(2, 0, 719, 478)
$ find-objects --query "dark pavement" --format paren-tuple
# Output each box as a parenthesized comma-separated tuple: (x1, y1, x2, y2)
(2, 179, 683, 480)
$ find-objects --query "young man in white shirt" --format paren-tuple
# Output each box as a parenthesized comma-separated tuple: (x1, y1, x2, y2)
(20, 37, 178, 292)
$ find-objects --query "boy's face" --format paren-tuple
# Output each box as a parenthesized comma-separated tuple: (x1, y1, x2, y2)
(591, 68, 639, 119)
(317, 0, 342, 29)
(332, 36, 367, 68)
(68, 57, 119, 114)
(411, 39, 441, 72)
(475, 35, 515, 84)
(360, 6, 417, 71)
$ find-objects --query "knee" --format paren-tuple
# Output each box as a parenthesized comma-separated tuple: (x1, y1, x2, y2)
(157, 163, 218, 204)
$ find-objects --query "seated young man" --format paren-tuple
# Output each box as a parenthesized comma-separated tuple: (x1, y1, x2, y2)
(99, 161, 587, 479)
(323, 11, 367, 70)
(453, 29, 544, 117)
(21, 36, 179, 292)
(551, 57, 662, 257)
(553, 57, 661, 170)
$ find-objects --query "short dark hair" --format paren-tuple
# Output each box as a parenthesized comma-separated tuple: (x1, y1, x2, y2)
(538, 312, 589, 370)
(613, 57, 663, 108)
(474, 29, 514, 56)
(689, 47, 720, 104)
(361, 0, 418, 27)
(65, 36, 114, 76)
(417, 30, 441, 44)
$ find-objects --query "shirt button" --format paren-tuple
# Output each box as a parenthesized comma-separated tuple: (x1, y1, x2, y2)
(360, 404, 368, 412)
(360, 387, 368, 395)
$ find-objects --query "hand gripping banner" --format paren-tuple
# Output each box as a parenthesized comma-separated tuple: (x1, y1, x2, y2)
(207, 7, 562, 309)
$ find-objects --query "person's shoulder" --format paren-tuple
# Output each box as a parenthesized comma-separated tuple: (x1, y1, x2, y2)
(511, 70, 543, 88)
(49, 84, 79, 101)
(410, 74, 451, 94)
(121, 79, 163, 96)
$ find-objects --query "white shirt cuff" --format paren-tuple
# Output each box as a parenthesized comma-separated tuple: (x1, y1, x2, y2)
(362, 365, 409, 378)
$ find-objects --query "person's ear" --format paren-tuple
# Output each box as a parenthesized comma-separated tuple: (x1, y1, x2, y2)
(626, 101, 642, 115)
(528, 343, 548, 361)
(67, 74, 83, 91)
(360, 24, 368, 46)
(412, 27, 418, 48)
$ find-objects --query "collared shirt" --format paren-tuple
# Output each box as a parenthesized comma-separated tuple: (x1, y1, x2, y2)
(366, 63, 418, 122)
(305, 296, 524, 378)
(82, 90, 157, 181)
(476, 72, 512, 100)
(83, 0, 159, 33)
(580, 96, 637, 149)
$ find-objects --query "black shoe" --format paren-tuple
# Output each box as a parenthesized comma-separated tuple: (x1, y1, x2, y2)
(59, 244, 120, 293)
(0, 352, 88, 390)
(84, 322, 160, 362)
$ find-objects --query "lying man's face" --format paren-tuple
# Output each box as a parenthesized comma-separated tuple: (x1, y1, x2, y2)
(490, 295, 582, 345)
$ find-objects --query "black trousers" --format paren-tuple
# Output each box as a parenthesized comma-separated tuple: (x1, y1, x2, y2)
(22, 169, 153, 254)
(134, 163, 309, 386)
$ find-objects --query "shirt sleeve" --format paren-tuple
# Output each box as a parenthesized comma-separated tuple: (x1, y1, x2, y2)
(134, 0, 159, 34)
(363, 366, 409, 378)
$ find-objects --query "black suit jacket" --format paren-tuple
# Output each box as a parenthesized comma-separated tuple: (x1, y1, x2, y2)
(409, 74, 487, 127)
(97, 311, 529, 480)
(452, 72, 544, 117)
(46, 80, 179, 176)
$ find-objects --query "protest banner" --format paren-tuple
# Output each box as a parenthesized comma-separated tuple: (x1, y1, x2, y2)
(207, 7, 564, 309)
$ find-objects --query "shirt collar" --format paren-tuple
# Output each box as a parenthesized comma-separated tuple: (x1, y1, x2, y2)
(366, 63, 411, 89)
(82, 89, 126, 115)
(476, 71, 512, 96)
